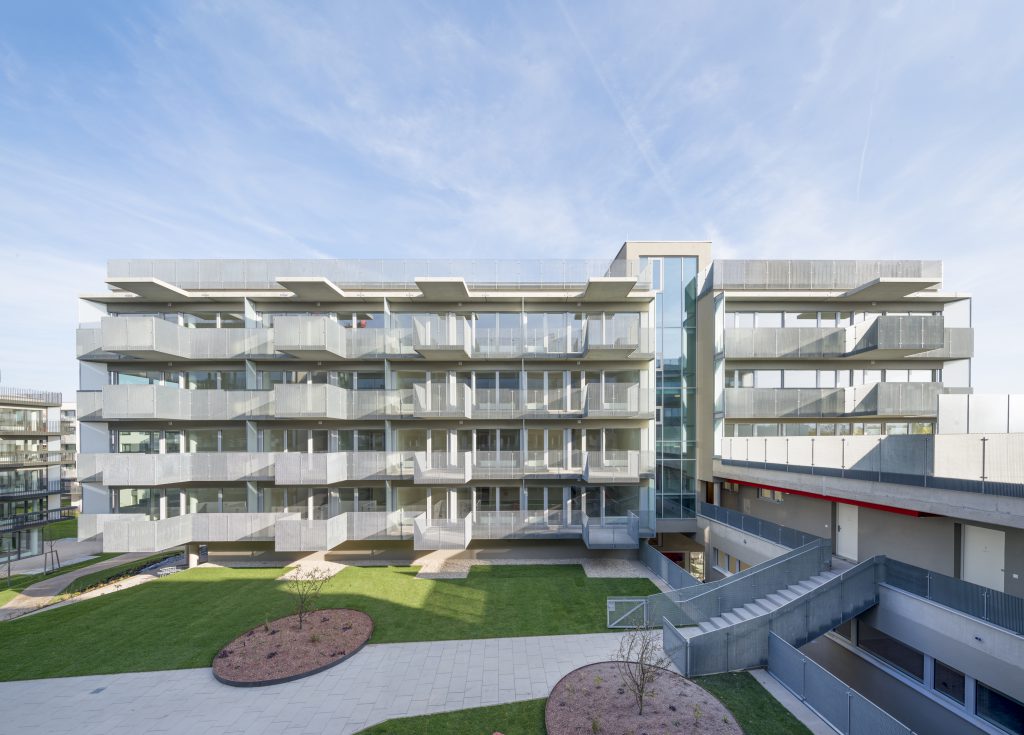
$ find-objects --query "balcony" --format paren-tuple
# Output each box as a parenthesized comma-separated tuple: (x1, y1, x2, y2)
(0, 419, 63, 437)
(583, 383, 651, 418)
(0, 450, 70, 468)
(79, 317, 274, 360)
(274, 451, 390, 485)
(0, 507, 77, 534)
(413, 513, 471, 550)
(712, 259, 942, 292)
(0, 387, 61, 407)
(79, 385, 275, 422)
(412, 317, 471, 359)
(521, 388, 584, 418)
(583, 321, 654, 360)
(471, 389, 521, 419)
(412, 384, 471, 419)
(97, 512, 297, 552)
(523, 450, 582, 479)
(273, 384, 394, 420)
(77, 452, 276, 486)
(413, 451, 472, 484)
(725, 316, 957, 361)
(0, 479, 62, 500)
(273, 316, 388, 360)
(582, 450, 645, 484)
(581, 511, 644, 549)
(471, 451, 524, 480)
(725, 383, 942, 419)
(472, 329, 524, 359)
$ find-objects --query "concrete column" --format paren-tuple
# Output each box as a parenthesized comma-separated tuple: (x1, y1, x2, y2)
(186, 543, 199, 568)
(159, 492, 168, 521)
(246, 481, 259, 512)
(307, 489, 314, 520)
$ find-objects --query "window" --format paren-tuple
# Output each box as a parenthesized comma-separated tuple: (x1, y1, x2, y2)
(933, 661, 965, 705)
(755, 370, 782, 389)
(756, 312, 782, 328)
(977, 682, 1024, 734)
(785, 370, 817, 389)
(116, 430, 158, 453)
(908, 369, 933, 383)
(857, 621, 924, 680)
(734, 312, 754, 328)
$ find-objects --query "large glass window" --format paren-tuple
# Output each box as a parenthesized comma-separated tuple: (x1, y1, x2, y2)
(186, 429, 219, 453)
(857, 621, 924, 680)
(221, 486, 248, 512)
(932, 661, 965, 705)
(117, 430, 159, 453)
(977, 682, 1024, 733)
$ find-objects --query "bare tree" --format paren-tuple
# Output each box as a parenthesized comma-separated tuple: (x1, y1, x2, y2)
(614, 625, 669, 715)
(284, 567, 332, 630)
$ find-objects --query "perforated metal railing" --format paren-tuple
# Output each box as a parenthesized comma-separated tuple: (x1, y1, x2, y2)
(767, 633, 913, 735)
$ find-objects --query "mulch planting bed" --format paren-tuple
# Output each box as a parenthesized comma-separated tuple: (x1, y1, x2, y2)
(545, 661, 742, 735)
(212, 608, 373, 687)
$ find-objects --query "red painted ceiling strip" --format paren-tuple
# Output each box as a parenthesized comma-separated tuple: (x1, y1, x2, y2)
(722, 477, 928, 517)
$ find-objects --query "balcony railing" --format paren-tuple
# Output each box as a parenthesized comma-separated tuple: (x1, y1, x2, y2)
(106, 257, 653, 291)
(79, 317, 275, 360)
(0, 419, 63, 435)
(712, 259, 942, 291)
(413, 512, 471, 550)
(0, 479, 62, 499)
(0, 450, 71, 468)
(412, 383, 471, 419)
(0, 507, 76, 534)
(413, 451, 472, 484)
(725, 383, 942, 419)
(274, 451, 390, 485)
(0, 387, 61, 406)
(583, 383, 651, 417)
(77, 452, 277, 486)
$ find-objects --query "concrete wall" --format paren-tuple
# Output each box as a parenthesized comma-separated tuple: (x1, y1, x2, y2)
(722, 484, 832, 539)
(857, 507, 955, 576)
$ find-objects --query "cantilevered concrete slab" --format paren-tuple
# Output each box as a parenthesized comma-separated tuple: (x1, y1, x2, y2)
(105, 277, 191, 301)
(579, 276, 638, 302)
(414, 277, 471, 301)
(277, 276, 347, 301)
(839, 277, 942, 301)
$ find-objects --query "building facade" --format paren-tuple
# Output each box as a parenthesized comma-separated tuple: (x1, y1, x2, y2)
(1, 386, 72, 560)
(75, 246, 1024, 732)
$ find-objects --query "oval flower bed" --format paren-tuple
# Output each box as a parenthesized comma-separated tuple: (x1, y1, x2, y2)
(545, 661, 742, 735)
(213, 608, 373, 687)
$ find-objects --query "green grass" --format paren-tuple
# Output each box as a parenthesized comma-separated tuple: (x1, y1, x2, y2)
(58, 552, 179, 597)
(0, 553, 121, 607)
(0, 564, 656, 681)
(695, 672, 812, 735)
(43, 514, 78, 541)
(358, 698, 547, 735)
(356, 672, 810, 735)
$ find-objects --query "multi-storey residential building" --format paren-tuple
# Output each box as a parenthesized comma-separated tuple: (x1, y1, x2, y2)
(59, 402, 80, 506)
(1, 386, 73, 560)
(75, 248, 1023, 733)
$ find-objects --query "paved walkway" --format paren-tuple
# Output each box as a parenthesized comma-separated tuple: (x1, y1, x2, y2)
(0, 552, 152, 621)
(5, 537, 103, 575)
(0, 631, 657, 735)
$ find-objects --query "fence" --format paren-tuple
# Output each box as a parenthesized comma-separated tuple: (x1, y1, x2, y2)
(699, 501, 824, 548)
(767, 633, 913, 735)
(663, 555, 879, 676)
(884, 559, 1024, 635)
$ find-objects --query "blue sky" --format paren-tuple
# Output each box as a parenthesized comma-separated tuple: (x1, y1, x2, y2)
(0, 1, 1021, 398)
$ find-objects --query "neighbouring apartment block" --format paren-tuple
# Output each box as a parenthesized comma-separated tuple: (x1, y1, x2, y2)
(1, 386, 73, 560)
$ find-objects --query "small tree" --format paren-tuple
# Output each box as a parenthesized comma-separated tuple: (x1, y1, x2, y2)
(614, 625, 669, 715)
(284, 567, 332, 630)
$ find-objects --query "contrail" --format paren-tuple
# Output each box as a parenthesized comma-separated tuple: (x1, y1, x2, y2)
(555, 0, 684, 215)
(857, 46, 885, 201)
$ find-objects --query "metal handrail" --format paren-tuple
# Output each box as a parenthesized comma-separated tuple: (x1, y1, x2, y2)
(0, 507, 76, 533)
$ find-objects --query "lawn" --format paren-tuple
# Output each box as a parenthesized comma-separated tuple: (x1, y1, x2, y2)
(58, 551, 179, 597)
(43, 514, 78, 541)
(355, 672, 811, 735)
(0, 564, 656, 681)
(358, 698, 547, 735)
(0, 553, 120, 607)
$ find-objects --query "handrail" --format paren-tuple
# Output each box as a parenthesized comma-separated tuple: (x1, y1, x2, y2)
(0, 507, 76, 533)
(699, 501, 824, 549)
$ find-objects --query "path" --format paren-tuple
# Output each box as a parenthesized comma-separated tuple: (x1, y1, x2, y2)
(0, 552, 153, 621)
(4, 537, 103, 575)
(0, 631, 659, 735)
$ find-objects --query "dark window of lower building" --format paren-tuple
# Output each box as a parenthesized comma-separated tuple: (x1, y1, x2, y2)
(933, 660, 965, 704)
(834, 619, 853, 640)
(977, 682, 1024, 734)
(857, 621, 924, 680)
